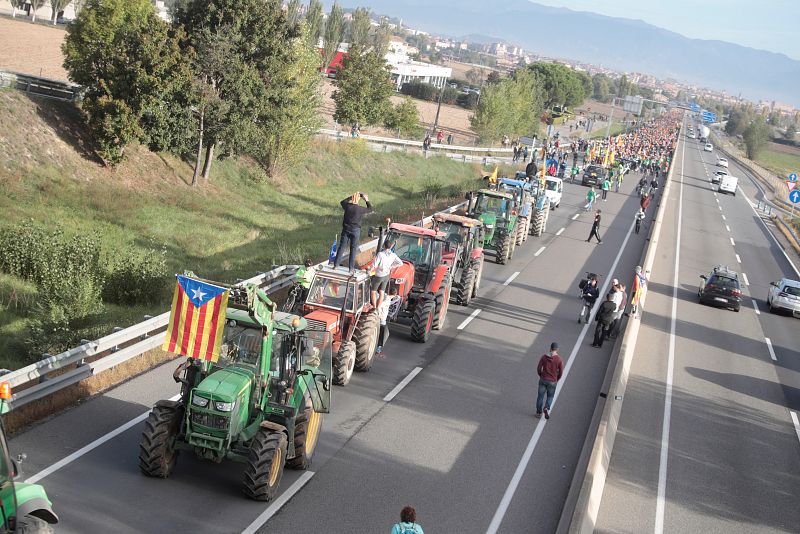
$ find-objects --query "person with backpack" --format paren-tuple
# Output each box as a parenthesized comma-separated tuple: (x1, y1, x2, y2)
(391, 506, 424, 534)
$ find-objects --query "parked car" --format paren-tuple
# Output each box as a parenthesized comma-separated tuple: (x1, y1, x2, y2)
(581, 164, 606, 187)
(699, 265, 742, 312)
(712, 169, 728, 184)
(767, 278, 800, 316)
(718, 174, 738, 195)
(704, 143, 714, 152)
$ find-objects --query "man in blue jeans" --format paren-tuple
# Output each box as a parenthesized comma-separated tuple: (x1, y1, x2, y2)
(333, 192, 373, 272)
(536, 342, 564, 419)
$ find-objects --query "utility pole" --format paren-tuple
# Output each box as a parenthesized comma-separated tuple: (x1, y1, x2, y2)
(432, 76, 448, 134)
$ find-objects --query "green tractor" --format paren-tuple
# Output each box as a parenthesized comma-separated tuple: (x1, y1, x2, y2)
(139, 283, 332, 502)
(465, 188, 519, 264)
(0, 385, 58, 533)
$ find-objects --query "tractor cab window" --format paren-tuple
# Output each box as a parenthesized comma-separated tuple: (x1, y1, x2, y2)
(391, 234, 431, 266)
(218, 322, 262, 368)
(437, 222, 463, 246)
(307, 276, 355, 311)
(477, 195, 507, 215)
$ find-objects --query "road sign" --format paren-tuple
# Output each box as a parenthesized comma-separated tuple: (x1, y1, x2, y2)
(789, 173, 797, 182)
(790, 190, 800, 204)
(788, 181, 797, 192)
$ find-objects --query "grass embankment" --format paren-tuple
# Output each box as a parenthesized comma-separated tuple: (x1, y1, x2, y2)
(0, 90, 490, 369)
(754, 147, 800, 179)
(590, 122, 626, 139)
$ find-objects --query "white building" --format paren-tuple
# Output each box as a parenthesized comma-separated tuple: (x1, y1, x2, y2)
(1, 0, 169, 22)
(389, 61, 452, 90)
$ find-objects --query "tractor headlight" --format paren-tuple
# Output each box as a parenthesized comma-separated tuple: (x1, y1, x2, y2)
(192, 395, 209, 408)
(394, 279, 402, 284)
(485, 224, 494, 229)
(214, 401, 234, 412)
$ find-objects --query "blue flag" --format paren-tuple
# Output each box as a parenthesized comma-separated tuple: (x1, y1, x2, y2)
(328, 235, 337, 264)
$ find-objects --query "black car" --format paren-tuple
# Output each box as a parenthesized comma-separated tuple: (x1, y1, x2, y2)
(581, 165, 606, 187)
(698, 266, 742, 312)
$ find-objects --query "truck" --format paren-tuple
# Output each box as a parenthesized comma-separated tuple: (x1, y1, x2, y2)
(139, 282, 332, 502)
(698, 125, 710, 143)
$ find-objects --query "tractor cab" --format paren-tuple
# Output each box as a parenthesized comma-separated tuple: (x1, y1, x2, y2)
(432, 213, 484, 268)
(467, 189, 517, 244)
(384, 223, 447, 298)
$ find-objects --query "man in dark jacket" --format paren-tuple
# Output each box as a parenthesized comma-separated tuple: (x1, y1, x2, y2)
(587, 209, 602, 244)
(536, 342, 564, 419)
(525, 159, 538, 179)
(592, 293, 617, 348)
(333, 192, 373, 272)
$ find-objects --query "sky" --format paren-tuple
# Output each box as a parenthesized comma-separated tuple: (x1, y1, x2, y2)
(531, 0, 800, 60)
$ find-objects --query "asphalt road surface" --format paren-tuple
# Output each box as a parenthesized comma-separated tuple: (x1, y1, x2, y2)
(595, 120, 800, 533)
(12, 162, 653, 533)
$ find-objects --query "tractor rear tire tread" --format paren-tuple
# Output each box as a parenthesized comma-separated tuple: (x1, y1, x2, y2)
(333, 341, 356, 386)
(516, 216, 527, 245)
(16, 516, 55, 534)
(471, 257, 483, 298)
(456, 265, 476, 306)
(242, 429, 288, 501)
(410, 297, 436, 343)
(287, 398, 322, 470)
(497, 232, 511, 264)
(354, 312, 380, 372)
(138, 403, 182, 478)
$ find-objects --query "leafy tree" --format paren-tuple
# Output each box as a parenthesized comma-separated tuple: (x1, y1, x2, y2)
(28, 0, 47, 22)
(347, 7, 372, 53)
(471, 69, 543, 143)
(63, 0, 193, 164)
(321, 2, 345, 72)
(592, 74, 610, 102)
(286, 0, 302, 29)
(465, 68, 484, 86)
(743, 116, 771, 159)
(304, 0, 324, 47)
(528, 62, 585, 109)
(333, 47, 393, 126)
(486, 71, 502, 85)
(577, 71, 592, 99)
(616, 74, 631, 98)
(725, 106, 754, 136)
(384, 97, 421, 138)
(785, 123, 796, 141)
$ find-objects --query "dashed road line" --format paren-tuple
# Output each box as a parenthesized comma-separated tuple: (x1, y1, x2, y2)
(752, 300, 760, 315)
(730, 237, 736, 246)
(742, 272, 749, 286)
(736, 254, 741, 263)
(572, 213, 580, 220)
(718, 205, 722, 211)
(534, 246, 546, 257)
(503, 272, 520, 286)
(725, 225, 730, 232)
(721, 214, 726, 221)
(457, 308, 482, 331)
(790, 412, 800, 446)
(383, 367, 423, 402)
(765, 337, 777, 361)
(556, 227, 565, 236)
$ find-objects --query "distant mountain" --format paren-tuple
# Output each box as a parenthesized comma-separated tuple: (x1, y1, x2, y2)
(338, 0, 800, 106)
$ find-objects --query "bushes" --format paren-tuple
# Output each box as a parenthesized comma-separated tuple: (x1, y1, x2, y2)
(0, 222, 168, 361)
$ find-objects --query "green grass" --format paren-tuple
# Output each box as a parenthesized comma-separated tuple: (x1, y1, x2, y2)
(0, 92, 490, 368)
(754, 148, 800, 179)
(590, 122, 626, 139)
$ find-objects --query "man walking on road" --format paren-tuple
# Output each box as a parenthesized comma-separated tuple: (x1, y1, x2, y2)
(536, 342, 564, 419)
(585, 186, 597, 212)
(333, 192, 374, 272)
(592, 293, 617, 348)
(587, 209, 602, 244)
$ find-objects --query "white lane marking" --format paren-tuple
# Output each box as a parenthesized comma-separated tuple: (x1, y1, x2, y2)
(26, 394, 181, 484)
(241, 471, 315, 534)
(726, 225, 731, 232)
(486, 208, 637, 534)
(730, 237, 736, 247)
(736, 254, 742, 263)
(534, 246, 546, 257)
(765, 337, 777, 361)
(503, 271, 520, 286)
(718, 205, 722, 211)
(654, 130, 686, 534)
(790, 412, 800, 446)
(716, 198, 720, 203)
(752, 300, 760, 315)
(383, 367, 423, 402)
(742, 272, 749, 286)
(556, 227, 565, 236)
(457, 308, 482, 331)
(572, 213, 580, 220)
(721, 214, 726, 221)
(739, 188, 800, 278)
(713, 192, 717, 196)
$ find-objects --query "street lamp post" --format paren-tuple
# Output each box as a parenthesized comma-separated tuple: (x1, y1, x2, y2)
(433, 76, 448, 134)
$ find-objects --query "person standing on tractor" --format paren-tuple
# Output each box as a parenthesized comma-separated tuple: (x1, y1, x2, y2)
(370, 239, 403, 308)
(334, 192, 374, 272)
(536, 342, 564, 419)
(391, 506, 424, 534)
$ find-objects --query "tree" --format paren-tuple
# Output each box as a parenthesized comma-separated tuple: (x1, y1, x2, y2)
(471, 69, 543, 143)
(8, 0, 24, 18)
(725, 106, 754, 137)
(332, 47, 393, 126)
(63, 0, 193, 164)
(304, 0, 323, 47)
(616, 74, 631, 98)
(384, 97, 421, 138)
(465, 68, 484, 86)
(321, 2, 344, 72)
(743, 116, 771, 159)
(785, 123, 796, 141)
(486, 71, 502, 85)
(29, 0, 47, 22)
(50, 0, 71, 24)
(286, 0, 302, 29)
(347, 7, 371, 53)
(528, 62, 585, 109)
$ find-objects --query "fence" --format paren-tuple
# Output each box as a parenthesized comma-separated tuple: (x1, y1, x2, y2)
(0, 70, 83, 102)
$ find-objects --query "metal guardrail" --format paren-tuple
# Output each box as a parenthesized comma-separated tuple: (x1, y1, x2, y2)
(0, 70, 83, 102)
(319, 128, 517, 155)
(3, 202, 467, 411)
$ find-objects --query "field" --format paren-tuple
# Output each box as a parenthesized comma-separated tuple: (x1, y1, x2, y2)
(0, 89, 489, 369)
(755, 143, 800, 178)
(0, 16, 68, 80)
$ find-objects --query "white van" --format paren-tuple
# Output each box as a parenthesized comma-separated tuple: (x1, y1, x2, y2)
(544, 177, 563, 209)
(704, 143, 714, 152)
(718, 174, 738, 195)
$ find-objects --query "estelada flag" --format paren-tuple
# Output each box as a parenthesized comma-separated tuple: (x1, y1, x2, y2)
(163, 275, 229, 362)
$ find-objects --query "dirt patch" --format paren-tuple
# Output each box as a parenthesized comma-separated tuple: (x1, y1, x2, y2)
(0, 17, 68, 80)
(767, 141, 800, 156)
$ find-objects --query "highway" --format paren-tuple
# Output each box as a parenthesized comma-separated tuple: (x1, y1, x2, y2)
(595, 119, 800, 533)
(10, 159, 652, 533)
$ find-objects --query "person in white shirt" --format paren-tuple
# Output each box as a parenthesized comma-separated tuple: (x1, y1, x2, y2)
(370, 240, 403, 308)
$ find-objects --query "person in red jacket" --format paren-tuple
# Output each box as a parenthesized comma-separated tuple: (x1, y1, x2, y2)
(536, 342, 565, 419)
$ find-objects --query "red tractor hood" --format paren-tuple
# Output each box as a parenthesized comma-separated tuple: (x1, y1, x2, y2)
(303, 309, 341, 333)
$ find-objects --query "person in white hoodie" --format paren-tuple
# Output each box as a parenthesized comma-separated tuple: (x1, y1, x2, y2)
(370, 239, 403, 309)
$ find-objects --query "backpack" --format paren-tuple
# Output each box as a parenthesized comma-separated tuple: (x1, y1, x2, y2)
(395, 523, 420, 534)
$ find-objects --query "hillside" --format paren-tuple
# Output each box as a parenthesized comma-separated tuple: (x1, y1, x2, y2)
(0, 90, 487, 368)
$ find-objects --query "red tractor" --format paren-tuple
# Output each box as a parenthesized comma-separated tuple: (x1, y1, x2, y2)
(301, 267, 379, 386)
(433, 212, 485, 306)
(379, 223, 453, 343)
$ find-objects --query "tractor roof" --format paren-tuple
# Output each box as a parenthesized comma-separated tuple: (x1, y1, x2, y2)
(477, 188, 514, 199)
(498, 178, 532, 189)
(225, 309, 305, 332)
(313, 266, 370, 283)
(434, 212, 483, 227)
(388, 222, 444, 238)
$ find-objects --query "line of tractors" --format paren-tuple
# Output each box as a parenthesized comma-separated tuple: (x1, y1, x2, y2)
(131, 171, 566, 505)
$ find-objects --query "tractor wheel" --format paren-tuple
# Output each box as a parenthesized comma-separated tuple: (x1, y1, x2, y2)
(242, 428, 288, 501)
(471, 257, 484, 298)
(287, 396, 323, 470)
(432, 273, 451, 330)
(354, 311, 380, 372)
(410, 297, 436, 343)
(139, 403, 183, 478)
(332, 340, 356, 386)
(516, 217, 527, 245)
(532, 210, 545, 237)
(457, 263, 477, 306)
(497, 232, 511, 264)
(16, 516, 54, 534)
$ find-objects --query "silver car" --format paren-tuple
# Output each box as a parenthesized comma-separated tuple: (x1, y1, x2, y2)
(767, 278, 800, 316)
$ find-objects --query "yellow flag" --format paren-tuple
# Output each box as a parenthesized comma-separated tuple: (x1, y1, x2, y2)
(609, 150, 615, 165)
(602, 149, 609, 167)
(488, 166, 498, 184)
